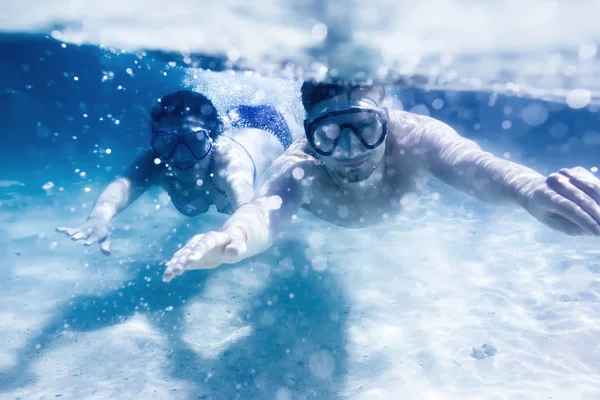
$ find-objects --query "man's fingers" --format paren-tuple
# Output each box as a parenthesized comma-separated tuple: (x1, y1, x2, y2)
(172, 234, 205, 258)
(163, 262, 184, 282)
(559, 168, 600, 205)
(544, 213, 585, 236)
(547, 173, 600, 225)
(220, 226, 248, 257)
(224, 237, 247, 257)
(542, 195, 600, 235)
(162, 267, 176, 282)
(546, 174, 600, 233)
(163, 231, 243, 283)
(184, 241, 216, 263)
(187, 249, 204, 262)
(100, 237, 112, 255)
(185, 232, 230, 263)
(178, 241, 210, 264)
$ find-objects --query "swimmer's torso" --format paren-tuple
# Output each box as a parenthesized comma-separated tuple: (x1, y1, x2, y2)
(301, 159, 419, 228)
(157, 127, 288, 217)
(159, 172, 233, 216)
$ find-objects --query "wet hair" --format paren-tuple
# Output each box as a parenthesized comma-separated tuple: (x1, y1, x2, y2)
(150, 90, 223, 137)
(301, 79, 386, 112)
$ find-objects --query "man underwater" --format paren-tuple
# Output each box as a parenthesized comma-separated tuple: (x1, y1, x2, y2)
(157, 80, 600, 282)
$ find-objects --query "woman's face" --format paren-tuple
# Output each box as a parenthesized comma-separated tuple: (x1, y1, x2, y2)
(151, 115, 214, 177)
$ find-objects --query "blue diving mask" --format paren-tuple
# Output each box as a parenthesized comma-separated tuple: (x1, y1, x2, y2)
(151, 127, 213, 168)
(304, 108, 388, 156)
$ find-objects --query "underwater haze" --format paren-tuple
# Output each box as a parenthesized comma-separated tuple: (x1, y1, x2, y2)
(1, 1, 600, 399)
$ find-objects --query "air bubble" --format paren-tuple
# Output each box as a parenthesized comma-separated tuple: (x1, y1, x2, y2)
(579, 44, 597, 59)
(292, 167, 305, 180)
(312, 23, 328, 42)
(521, 103, 548, 126)
(337, 206, 349, 218)
(432, 98, 444, 110)
(566, 89, 591, 109)
(311, 256, 327, 272)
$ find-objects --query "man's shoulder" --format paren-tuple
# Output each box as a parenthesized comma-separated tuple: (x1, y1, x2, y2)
(388, 109, 456, 143)
(264, 139, 320, 178)
(280, 138, 318, 162)
(388, 109, 445, 131)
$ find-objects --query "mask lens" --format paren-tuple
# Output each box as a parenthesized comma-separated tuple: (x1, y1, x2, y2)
(183, 130, 212, 159)
(355, 115, 384, 146)
(152, 131, 179, 159)
(311, 123, 340, 154)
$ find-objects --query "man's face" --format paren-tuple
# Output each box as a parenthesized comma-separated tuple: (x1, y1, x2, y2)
(305, 107, 387, 183)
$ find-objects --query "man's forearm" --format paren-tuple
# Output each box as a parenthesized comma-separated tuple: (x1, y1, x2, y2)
(226, 179, 255, 209)
(431, 141, 544, 207)
(220, 200, 275, 259)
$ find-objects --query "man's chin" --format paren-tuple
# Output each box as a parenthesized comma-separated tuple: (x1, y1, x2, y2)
(334, 166, 375, 183)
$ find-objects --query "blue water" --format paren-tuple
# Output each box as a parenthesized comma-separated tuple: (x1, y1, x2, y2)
(1, 33, 600, 399)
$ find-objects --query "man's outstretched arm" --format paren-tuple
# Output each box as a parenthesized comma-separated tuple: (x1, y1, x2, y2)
(407, 118, 542, 207)
(406, 117, 600, 236)
(163, 146, 315, 282)
(212, 136, 256, 210)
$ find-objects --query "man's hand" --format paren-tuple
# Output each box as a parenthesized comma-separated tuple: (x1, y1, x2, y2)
(525, 167, 600, 236)
(163, 226, 248, 282)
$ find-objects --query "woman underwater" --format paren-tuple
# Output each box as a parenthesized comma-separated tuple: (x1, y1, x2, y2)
(57, 89, 294, 254)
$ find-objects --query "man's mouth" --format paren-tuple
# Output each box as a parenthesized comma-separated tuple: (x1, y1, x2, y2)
(338, 158, 367, 168)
